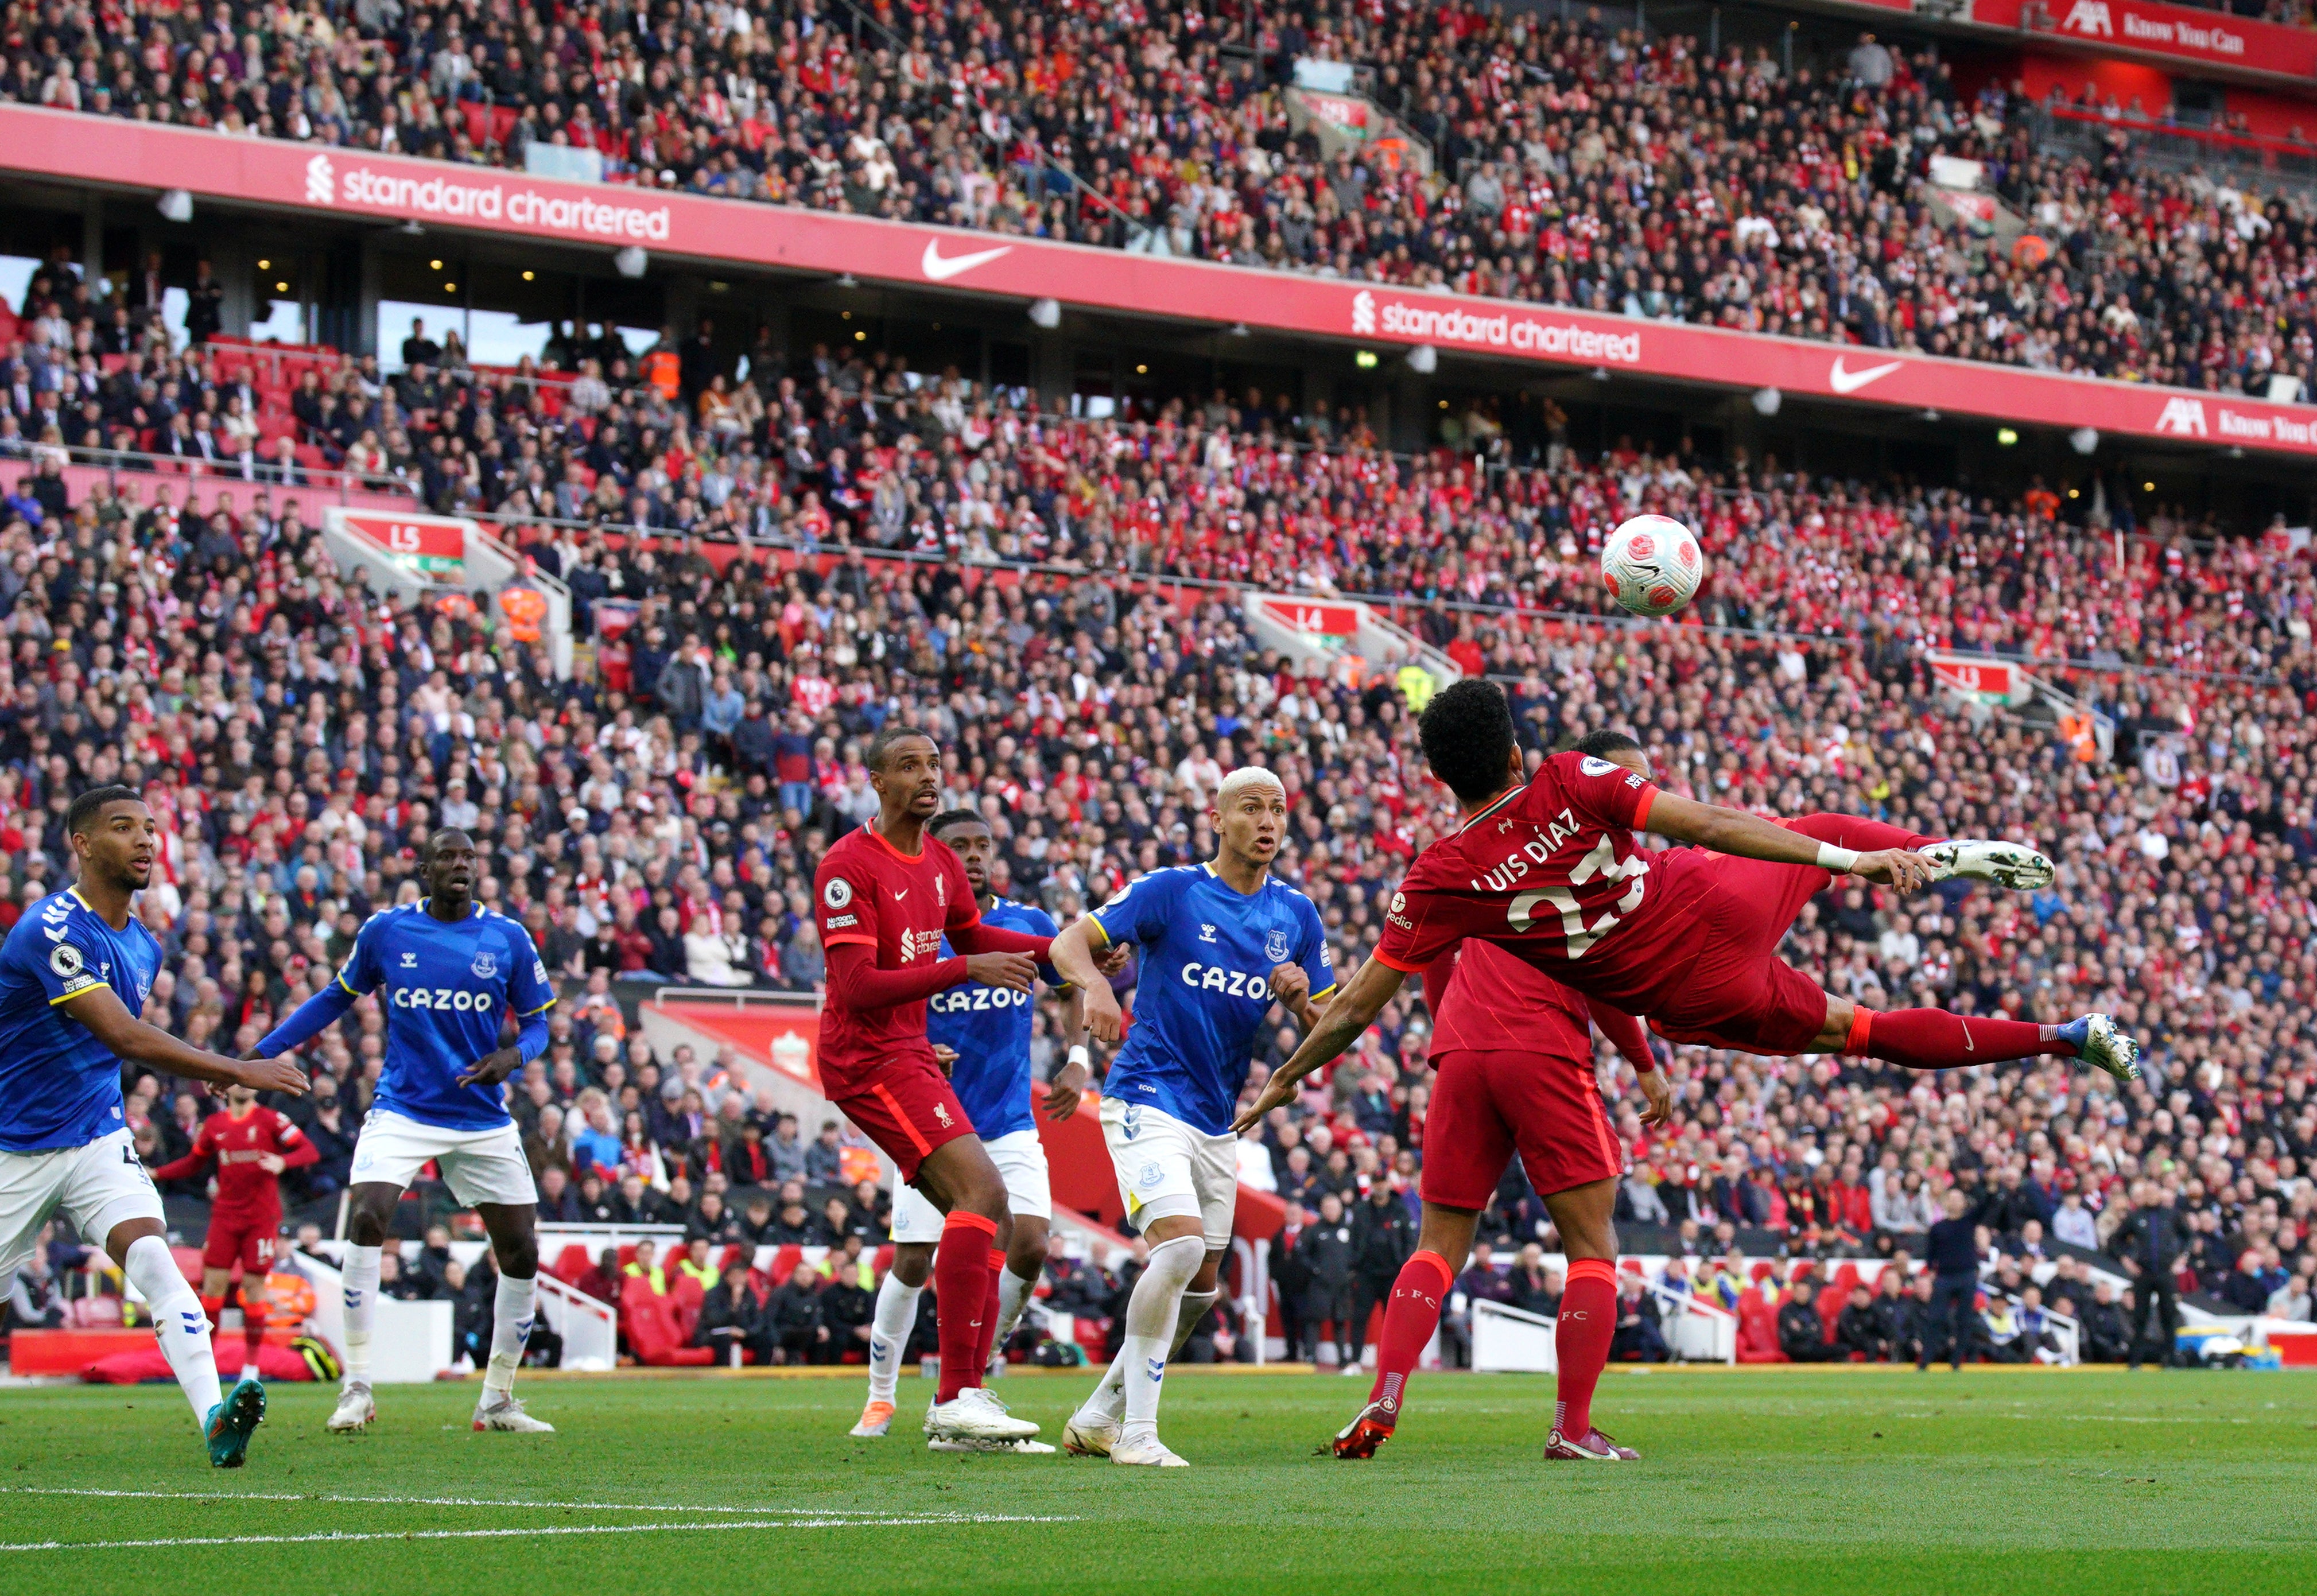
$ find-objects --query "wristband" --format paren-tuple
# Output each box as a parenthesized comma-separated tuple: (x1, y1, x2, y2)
(1068, 1044, 1091, 1069)
(1815, 842, 1861, 874)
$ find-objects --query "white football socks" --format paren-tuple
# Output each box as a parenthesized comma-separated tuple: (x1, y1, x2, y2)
(1117, 1235, 1204, 1444)
(125, 1234, 221, 1424)
(1089, 1281, 1220, 1419)
(867, 1271, 923, 1404)
(340, 1242, 381, 1388)
(992, 1263, 1039, 1356)
(483, 1273, 537, 1398)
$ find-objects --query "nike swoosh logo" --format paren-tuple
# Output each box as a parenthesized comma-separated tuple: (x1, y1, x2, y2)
(893, 890, 909, 900)
(1961, 1021, 1975, 1054)
(921, 239, 1012, 281)
(1829, 356, 1904, 395)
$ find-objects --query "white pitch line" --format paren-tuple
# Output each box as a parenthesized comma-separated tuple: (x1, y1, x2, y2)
(0, 1516, 1070, 1554)
(0, 1486, 919, 1517)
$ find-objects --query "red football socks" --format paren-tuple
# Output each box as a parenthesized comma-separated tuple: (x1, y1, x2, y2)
(242, 1289, 266, 1362)
(933, 1211, 998, 1403)
(199, 1294, 223, 1334)
(1782, 813, 1936, 853)
(1367, 1249, 1455, 1427)
(1555, 1259, 1619, 1440)
(1849, 1007, 2064, 1070)
(971, 1246, 1007, 1380)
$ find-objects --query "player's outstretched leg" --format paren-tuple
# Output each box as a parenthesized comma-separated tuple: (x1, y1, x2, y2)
(1335, 1248, 1453, 1458)
(1846, 1007, 2141, 1082)
(853, 1253, 925, 1437)
(1780, 815, 2054, 890)
(120, 1229, 255, 1466)
(1542, 1258, 1636, 1462)
(1065, 1271, 1217, 1458)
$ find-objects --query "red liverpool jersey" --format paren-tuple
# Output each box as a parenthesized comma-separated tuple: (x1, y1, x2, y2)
(1423, 938, 1591, 1055)
(152, 1106, 316, 1218)
(812, 822, 982, 1096)
(1378, 750, 1706, 1011)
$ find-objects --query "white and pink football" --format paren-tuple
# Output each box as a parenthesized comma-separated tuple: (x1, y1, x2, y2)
(1601, 514, 1705, 618)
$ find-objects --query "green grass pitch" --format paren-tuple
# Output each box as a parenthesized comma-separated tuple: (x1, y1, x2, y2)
(0, 1369, 2310, 1594)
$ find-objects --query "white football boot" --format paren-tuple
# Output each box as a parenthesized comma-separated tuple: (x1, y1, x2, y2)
(472, 1392, 556, 1433)
(1109, 1432, 1190, 1467)
(325, 1382, 375, 1433)
(923, 1387, 1041, 1444)
(1921, 840, 2054, 890)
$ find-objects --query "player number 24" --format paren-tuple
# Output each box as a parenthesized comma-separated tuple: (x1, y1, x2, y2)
(1506, 836, 1647, 957)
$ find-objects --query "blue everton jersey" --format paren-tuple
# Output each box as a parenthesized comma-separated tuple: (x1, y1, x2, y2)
(928, 898, 1061, 1141)
(0, 887, 164, 1152)
(1090, 864, 1334, 1136)
(336, 900, 556, 1131)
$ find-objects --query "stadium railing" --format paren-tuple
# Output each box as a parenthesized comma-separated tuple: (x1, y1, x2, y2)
(535, 1271, 619, 1373)
(1649, 1279, 1738, 1366)
(1472, 1298, 1559, 1373)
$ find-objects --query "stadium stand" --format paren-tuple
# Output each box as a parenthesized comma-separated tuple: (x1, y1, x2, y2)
(3, 0, 2317, 398)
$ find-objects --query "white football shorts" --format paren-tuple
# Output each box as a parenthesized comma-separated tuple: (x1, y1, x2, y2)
(891, 1128, 1052, 1244)
(1100, 1097, 1236, 1252)
(348, 1109, 538, 1207)
(0, 1127, 165, 1276)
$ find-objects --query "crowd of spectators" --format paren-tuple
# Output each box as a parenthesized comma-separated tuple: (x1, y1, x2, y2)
(8, 2, 2317, 399)
(2, 239, 2315, 1371)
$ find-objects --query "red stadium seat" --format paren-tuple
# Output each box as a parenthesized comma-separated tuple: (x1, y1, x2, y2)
(1734, 1296, 1786, 1364)
(619, 1276, 711, 1366)
(1814, 1287, 1843, 1344)
(550, 1244, 593, 1286)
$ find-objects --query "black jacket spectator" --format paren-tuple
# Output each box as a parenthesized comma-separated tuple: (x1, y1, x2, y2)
(1778, 1285, 1842, 1361)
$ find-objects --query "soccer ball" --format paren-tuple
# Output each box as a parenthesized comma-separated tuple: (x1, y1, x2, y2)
(1601, 514, 1705, 618)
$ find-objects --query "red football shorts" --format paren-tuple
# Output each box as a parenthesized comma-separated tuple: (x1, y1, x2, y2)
(1644, 851, 1833, 1057)
(1421, 1047, 1624, 1207)
(201, 1211, 280, 1275)
(830, 1055, 977, 1184)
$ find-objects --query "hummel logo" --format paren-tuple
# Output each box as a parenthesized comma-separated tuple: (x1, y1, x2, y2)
(1146, 1357, 1165, 1384)
(1828, 355, 1903, 396)
(402, 953, 418, 967)
(921, 238, 1012, 281)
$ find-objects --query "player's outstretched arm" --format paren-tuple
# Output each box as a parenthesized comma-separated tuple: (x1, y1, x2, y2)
(1229, 954, 1407, 1134)
(253, 980, 358, 1059)
(66, 985, 309, 1097)
(1642, 790, 1934, 893)
(1050, 918, 1124, 1041)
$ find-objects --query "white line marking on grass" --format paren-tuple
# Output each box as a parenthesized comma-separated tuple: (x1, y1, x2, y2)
(0, 1486, 965, 1517)
(0, 1516, 1072, 1554)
